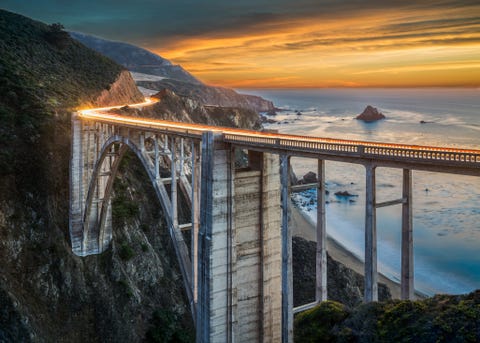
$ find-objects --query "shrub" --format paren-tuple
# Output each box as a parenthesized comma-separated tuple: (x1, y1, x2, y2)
(294, 301, 349, 342)
(118, 242, 134, 261)
(145, 309, 194, 342)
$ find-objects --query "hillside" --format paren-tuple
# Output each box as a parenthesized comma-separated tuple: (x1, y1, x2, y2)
(0, 9, 194, 342)
(70, 32, 276, 113)
(136, 77, 275, 113)
(70, 31, 202, 85)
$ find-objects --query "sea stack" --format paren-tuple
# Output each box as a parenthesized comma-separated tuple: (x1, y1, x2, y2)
(356, 105, 386, 122)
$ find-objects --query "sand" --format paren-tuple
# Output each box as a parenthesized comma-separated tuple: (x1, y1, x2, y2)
(290, 204, 403, 299)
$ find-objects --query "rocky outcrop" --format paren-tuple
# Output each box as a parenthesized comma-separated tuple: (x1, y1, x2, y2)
(299, 171, 318, 184)
(115, 88, 262, 130)
(356, 105, 385, 122)
(136, 78, 275, 113)
(93, 70, 144, 107)
(293, 237, 391, 308)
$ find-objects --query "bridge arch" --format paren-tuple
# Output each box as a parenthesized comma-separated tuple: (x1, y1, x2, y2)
(69, 121, 195, 312)
(80, 136, 179, 254)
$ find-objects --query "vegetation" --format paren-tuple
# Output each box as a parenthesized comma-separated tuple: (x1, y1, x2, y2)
(294, 290, 480, 342)
(118, 242, 135, 261)
(112, 179, 139, 222)
(0, 9, 124, 204)
(145, 309, 194, 343)
(0, 9, 194, 341)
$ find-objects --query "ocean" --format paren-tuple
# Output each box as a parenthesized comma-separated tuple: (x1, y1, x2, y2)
(240, 88, 480, 295)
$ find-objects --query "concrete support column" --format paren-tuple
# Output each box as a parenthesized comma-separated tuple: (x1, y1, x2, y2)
(70, 113, 85, 254)
(154, 136, 160, 181)
(180, 138, 185, 177)
(197, 131, 234, 343)
(232, 151, 282, 343)
(261, 153, 282, 343)
(401, 169, 414, 299)
(140, 132, 145, 153)
(364, 164, 378, 302)
(316, 159, 327, 302)
(171, 138, 178, 229)
(280, 154, 293, 343)
(192, 141, 201, 305)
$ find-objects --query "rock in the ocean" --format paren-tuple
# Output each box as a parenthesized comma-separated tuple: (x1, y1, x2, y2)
(301, 171, 318, 184)
(356, 105, 385, 122)
(334, 190, 358, 197)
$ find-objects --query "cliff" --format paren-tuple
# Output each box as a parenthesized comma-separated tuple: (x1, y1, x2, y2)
(115, 88, 262, 130)
(0, 9, 191, 342)
(137, 78, 275, 113)
(92, 70, 144, 107)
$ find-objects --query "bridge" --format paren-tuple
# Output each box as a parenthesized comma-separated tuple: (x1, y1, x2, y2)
(69, 99, 480, 343)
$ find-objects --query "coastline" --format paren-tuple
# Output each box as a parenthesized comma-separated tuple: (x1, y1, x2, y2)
(290, 203, 406, 299)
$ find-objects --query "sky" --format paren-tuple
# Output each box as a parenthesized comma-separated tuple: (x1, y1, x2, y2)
(2, 0, 479, 88)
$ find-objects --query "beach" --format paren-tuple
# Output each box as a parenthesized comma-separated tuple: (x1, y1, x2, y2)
(290, 203, 405, 299)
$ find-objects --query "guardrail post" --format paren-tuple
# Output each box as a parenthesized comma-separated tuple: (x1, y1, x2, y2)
(401, 169, 414, 299)
(364, 163, 378, 302)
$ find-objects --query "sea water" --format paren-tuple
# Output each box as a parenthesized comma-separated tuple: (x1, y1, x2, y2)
(240, 88, 480, 295)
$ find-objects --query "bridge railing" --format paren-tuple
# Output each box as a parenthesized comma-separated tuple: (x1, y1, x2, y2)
(79, 112, 480, 168)
(223, 132, 480, 167)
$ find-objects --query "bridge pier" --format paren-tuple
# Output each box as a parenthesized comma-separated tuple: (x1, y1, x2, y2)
(401, 169, 414, 300)
(364, 163, 378, 302)
(280, 155, 293, 343)
(197, 132, 284, 342)
(316, 159, 327, 302)
(364, 166, 415, 302)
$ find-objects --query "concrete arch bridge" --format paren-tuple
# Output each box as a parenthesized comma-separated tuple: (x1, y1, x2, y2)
(70, 100, 480, 343)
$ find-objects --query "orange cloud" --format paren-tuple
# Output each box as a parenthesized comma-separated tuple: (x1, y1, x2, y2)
(151, 5, 480, 88)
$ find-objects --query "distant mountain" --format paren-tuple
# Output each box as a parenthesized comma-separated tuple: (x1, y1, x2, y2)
(70, 32, 202, 85)
(70, 32, 276, 113)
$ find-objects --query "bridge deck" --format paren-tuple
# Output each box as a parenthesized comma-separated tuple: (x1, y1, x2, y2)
(79, 111, 480, 175)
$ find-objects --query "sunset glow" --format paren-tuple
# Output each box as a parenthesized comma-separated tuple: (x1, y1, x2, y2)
(4, 0, 479, 88)
(155, 5, 480, 88)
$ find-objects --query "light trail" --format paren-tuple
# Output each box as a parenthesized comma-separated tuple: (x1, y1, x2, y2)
(79, 97, 157, 114)
(77, 96, 480, 170)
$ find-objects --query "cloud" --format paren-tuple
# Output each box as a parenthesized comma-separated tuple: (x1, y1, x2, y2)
(2, 0, 479, 87)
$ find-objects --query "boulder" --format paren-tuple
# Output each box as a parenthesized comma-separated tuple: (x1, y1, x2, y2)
(301, 171, 318, 184)
(356, 105, 385, 122)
